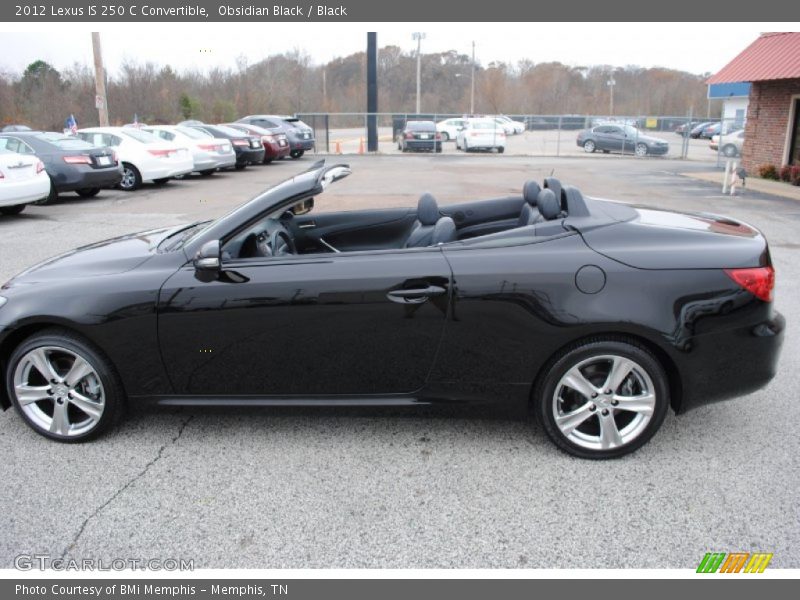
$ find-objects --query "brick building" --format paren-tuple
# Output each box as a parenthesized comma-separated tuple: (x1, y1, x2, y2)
(708, 32, 800, 173)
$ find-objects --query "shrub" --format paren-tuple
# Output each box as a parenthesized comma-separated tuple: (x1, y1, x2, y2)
(757, 164, 779, 180)
(790, 165, 800, 186)
(779, 165, 792, 182)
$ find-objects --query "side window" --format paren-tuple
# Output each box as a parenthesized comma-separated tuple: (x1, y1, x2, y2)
(160, 131, 175, 141)
(0, 137, 8, 150)
(105, 134, 122, 147)
(608, 127, 623, 136)
(5, 138, 33, 154)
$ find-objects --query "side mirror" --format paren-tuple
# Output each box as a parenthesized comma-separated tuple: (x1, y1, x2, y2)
(291, 197, 315, 216)
(194, 239, 221, 271)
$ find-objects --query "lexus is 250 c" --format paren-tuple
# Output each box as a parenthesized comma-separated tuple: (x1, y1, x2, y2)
(0, 162, 784, 458)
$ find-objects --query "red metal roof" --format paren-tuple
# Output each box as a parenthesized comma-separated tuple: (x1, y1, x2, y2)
(707, 32, 800, 84)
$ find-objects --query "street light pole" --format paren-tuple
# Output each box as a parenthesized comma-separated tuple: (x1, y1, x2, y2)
(413, 32, 425, 115)
(470, 41, 475, 115)
(607, 75, 616, 116)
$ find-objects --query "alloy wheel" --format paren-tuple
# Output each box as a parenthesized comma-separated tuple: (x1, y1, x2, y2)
(13, 346, 105, 437)
(120, 167, 137, 190)
(583, 140, 596, 153)
(552, 354, 656, 451)
(634, 143, 648, 157)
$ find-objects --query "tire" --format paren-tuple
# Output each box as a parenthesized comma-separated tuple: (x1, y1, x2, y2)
(0, 204, 26, 215)
(497, 146, 505, 154)
(35, 179, 58, 205)
(290, 150, 304, 159)
(234, 163, 247, 170)
(463, 140, 470, 152)
(6, 328, 126, 442)
(440, 132, 449, 142)
(263, 157, 273, 165)
(76, 188, 100, 198)
(199, 169, 216, 176)
(634, 143, 648, 157)
(583, 140, 596, 153)
(153, 178, 170, 185)
(722, 144, 738, 158)
(118, 163, 142, 191)
(533, 338, 669, 459)
(602, 150, 610, 154)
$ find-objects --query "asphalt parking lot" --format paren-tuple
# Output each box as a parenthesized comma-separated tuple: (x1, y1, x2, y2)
(0, 155, 798, 569)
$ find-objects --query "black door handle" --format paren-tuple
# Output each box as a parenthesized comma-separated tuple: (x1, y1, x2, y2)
(387, 285, 447, 304)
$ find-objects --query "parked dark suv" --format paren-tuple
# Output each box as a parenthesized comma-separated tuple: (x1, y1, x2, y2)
(237, 115, 315, 159)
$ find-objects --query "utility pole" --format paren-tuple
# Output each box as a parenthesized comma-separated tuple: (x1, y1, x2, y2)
(91, 32, 109, 126)
(322, 68, 327, 111)
(413, 32, 425, 115)
(470, 41, 476, 115)
(607, 75, 616, 116)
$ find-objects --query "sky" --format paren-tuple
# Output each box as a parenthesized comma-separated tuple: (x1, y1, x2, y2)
(0, 23, 797, 77)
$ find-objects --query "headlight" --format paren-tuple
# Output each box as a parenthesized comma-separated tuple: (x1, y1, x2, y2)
(0, 296, 6, 309)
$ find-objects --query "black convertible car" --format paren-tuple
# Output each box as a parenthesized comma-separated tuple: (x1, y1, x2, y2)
(0, 162, 784, 458)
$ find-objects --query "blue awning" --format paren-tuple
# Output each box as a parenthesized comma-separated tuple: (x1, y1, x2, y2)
(707, 82, 751, 99)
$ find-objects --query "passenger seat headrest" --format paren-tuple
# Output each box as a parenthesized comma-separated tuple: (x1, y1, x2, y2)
(431, 216, 457, 245)
(537, 189, 561, 221)
(417, 192, 440, 226)
(543, 177, 563, 208)
(523, 180, 541, 206)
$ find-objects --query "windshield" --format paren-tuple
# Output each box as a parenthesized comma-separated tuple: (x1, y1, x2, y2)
(472, 121, 498, 130)
(176, 126, 212, 139)
(622, 125, 640, 137)
(284, 119, 310, 130)
(213, 124, 248, 137)
(35, 133, 96, 150)
(122, 129, 160, 144)
(159, 221, 213, 252)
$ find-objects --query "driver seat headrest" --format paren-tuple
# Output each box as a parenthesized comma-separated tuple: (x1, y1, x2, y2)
(523, 180, 541, 206)
(543, 177, 563, 209)
(537, 189, 561, 221)
(417, 192, 440, 226)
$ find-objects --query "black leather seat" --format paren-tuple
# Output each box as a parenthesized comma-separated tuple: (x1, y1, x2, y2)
(536, 188, 562, 221)
(518, 180, 542, 226)
(406, 193, 444, 247)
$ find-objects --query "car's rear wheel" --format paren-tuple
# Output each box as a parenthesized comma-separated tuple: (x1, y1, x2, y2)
(118, 163, 142, 191)
(7, 329, 125, 442)
(76, 188, 100, 198)
(153, 178, 170, 185)
(0, 204, 26, 215)
(290, 150, 304, 159)
(722, 144, 738, 157)
(534, 339, 669, 459)
(497, 146, 505, 154)
(583, 140, 596, 153)
(234, 163, 247, 170)
(634, 143, 649, 157)
(199, 169, 216, 176)
(440, 132, 449, 142)
(35, 178, 58, 205)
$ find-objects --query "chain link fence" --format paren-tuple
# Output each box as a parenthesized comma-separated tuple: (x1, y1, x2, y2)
(295, 112, 746, 164)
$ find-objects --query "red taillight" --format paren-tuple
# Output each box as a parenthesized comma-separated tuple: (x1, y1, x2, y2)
(197, 143, 218, 151)
(725, 266, 775, 302)
(404, 132, 414, 139)
(63, 155, 92, 164)
(36, 160, 45, 173)
(232, 139, 249, 146)
(147, 149, 174, 157)
(112, 151, 118, 163)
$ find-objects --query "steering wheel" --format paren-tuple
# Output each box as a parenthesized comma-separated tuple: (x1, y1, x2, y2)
(270, 230, 296, 256)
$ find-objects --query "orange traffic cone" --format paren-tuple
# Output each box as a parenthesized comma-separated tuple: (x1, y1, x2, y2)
(334, 140, 342, 154)
(358, 138, 364, 154)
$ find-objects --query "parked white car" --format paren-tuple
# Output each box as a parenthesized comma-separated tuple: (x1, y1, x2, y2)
(0, 148, 50, 215)
(436, 118, 468, 142)
(143, 125, 236, 175)
(495, 115, 526, 134)
(710, 129, 745, 158)
(456, 119, 507, 152)
(77, 127, 193, 191)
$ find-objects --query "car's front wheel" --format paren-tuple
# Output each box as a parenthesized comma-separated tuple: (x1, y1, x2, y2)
(722, 144, 738, 157)
(7, 329, 125, 442)
(534, 338, 669, 459)
(583, 140, 596, 153)
(76, 188, 100, 198)
(634, 143, 649, 157)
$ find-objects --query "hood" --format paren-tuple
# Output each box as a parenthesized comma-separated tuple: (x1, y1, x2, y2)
(3, 226, 177, 287)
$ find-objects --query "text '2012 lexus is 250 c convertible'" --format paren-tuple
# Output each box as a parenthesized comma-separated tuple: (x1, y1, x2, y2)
(0, 162, 785, 458)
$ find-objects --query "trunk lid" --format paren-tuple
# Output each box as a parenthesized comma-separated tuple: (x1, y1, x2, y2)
(580, 205, 769, 270)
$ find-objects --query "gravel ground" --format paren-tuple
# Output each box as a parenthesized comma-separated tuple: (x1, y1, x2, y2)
(0, 155, 797, 569)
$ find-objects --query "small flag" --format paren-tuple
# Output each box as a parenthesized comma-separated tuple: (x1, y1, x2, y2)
(65, 114, 77, 135)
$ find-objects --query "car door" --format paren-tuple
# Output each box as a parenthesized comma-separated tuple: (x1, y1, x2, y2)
(157, 247, 452, 397)
(604, 126, 625, 151)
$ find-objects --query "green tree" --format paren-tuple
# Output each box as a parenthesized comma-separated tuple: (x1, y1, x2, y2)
(179, 93, 200, 119)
